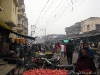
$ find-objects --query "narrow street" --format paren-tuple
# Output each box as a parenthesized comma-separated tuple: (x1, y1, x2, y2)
(60, 52, 78, 65)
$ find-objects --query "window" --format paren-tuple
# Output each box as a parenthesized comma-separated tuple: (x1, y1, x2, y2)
(87, 25, 90, 30)
(96, 24, 100, 30)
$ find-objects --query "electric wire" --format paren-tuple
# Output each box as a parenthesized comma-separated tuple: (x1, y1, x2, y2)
(39, 0, 72, 27)
(40, 0, 65, 28)
(42, 0, 72, 28)
(35, 0, 85, 35)
(43, 0, 85, 28)
(35, 0, 49, 26)
(36, 0, 57, 28)
(47, 0, 85, 25)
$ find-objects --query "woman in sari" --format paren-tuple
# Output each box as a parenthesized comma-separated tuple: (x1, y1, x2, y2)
(75, 49, 97, 75)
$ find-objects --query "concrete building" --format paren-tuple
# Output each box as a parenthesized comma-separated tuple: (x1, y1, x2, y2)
(0, 0, 29, 42)
(0, 0, 18, 27)
(81, 17, 100, 33)
(0, 0, 19, 42)
(65, 22, 81, 39)
(13, 0, 28, 36)
(65, 17, 100, 43)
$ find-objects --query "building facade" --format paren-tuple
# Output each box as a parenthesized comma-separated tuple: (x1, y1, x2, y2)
(65, 17, 100, 43)
(82, 17, 100, 33)
(13, 0, 28, 36)
(0, 0, 19, 42)
(0, 0, 18, 27)
(65, 22, 81, 39)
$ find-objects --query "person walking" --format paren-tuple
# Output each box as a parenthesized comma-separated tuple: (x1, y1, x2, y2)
(54, 42, 61, 57)
(60, 43, 66, 58)
(65, 40, 74, 64)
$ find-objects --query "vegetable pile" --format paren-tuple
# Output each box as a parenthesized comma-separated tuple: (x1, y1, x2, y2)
(23, 68, 68, 75)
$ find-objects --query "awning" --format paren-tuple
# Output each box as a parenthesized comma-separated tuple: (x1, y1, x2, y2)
(10, 30, 36, 40)
(0, 20, 36, 40)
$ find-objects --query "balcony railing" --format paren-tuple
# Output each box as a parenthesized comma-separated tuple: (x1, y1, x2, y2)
(23, 25, 28, 29)
(14, 0, 18, 7)
(23, 13, 26, 18)
(22, 5, 25, 9)
(18, 4, 25, 12)
(18, 11, 23, 15)
(0, 6, 3, 11)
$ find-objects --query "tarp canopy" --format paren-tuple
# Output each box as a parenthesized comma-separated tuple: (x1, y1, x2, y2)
(0, 25, 36, 40)
(10, 30, 36, 40)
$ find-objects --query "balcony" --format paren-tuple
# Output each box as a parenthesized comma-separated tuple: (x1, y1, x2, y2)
(15, 24, 24, 32)
(18, 11, 23, 15)
(23, 13, 26, 18)
(0, 6, 3, 11)
(18, 0, 24, 6)
(22, 5, 25, 12)
(18, 11, 24, 19)
(14, 0, 19, 7)
(16, 27, 23, 30)
(23, 25, 28, 29)
(18, 4, 25, 12)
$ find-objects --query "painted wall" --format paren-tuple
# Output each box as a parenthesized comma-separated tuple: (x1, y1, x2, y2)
(82, 17, 100, 33)
(0, 0, 18, 26)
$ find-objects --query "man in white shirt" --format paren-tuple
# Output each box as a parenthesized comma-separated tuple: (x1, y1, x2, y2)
(60, 43, 66, 58)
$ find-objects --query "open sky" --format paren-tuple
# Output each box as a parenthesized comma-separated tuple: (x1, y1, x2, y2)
(24, 0, 100, 37)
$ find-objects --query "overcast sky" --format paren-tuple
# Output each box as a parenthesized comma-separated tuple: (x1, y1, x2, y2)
(24, 0, 100, 37)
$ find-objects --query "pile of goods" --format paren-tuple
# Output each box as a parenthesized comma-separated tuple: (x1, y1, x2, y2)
(45, 51, 53, 59)
(45, 51, 53, 54)
(36, 52, 45, 58)
(23, 68, 68, 75)
(36, 51, 53, 58)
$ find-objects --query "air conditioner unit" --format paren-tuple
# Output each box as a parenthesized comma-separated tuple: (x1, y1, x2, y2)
(0, 6, 3, 11)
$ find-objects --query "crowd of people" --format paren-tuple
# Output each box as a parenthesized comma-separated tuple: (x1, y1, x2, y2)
(9, 39, 100, 75)
(53, 40, 100, 75)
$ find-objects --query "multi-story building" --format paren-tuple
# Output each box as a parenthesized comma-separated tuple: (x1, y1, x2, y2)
(0, 0, 18, 41)
(81, 17, 100, 33)
(65, 17, 100, 43)
(65, 22, 81, 39)
(0, 0, 19, 56)
(13, 0, 28, 36)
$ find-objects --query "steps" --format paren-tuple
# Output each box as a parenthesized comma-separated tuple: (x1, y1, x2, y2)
(0, 58, 8, 65)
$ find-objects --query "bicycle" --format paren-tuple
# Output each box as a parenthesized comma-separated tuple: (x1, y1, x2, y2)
(17, 52, 38, 75)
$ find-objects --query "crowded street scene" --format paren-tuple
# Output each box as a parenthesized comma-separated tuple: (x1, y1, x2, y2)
(0, 0, 100, 75)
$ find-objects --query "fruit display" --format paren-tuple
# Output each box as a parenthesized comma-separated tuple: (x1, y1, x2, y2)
(45, 51, 53, 54)
(36, 52, 45, 58)
(23, 68, 68, 75)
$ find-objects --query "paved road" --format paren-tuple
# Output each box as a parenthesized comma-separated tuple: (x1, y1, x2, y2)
(60, 52, 100, 75)
(60, 52, 78, 65)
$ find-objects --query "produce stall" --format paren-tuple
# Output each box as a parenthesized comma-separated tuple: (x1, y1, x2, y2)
(23, 68, 68, 75)
(36, 51, 54, 59)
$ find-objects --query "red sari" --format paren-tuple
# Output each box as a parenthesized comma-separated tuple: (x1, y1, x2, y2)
(75, 55, 97, 75)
